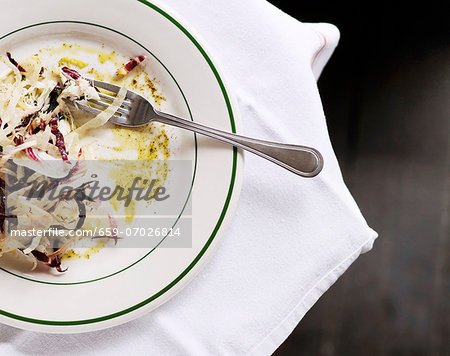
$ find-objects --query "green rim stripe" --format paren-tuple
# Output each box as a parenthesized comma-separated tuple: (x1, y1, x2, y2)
(0, 0, 238, 326)
(0, 20, 198, 286)
(0, 149, 237, 326)
(136, 0, 237, 133)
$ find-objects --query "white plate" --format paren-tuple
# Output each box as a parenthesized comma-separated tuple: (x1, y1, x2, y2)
(0, 0, 243, 333)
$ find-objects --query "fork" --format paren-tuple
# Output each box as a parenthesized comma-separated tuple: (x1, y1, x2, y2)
(65, 80, 324, 177)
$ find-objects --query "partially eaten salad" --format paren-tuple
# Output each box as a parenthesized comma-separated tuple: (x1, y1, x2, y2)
(0, 51, 147, 272)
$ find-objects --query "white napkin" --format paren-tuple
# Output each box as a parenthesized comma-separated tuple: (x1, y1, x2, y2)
(0, 0, 377, 355)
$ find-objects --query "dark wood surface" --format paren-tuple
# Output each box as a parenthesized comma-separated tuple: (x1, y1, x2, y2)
(268, 1, 450, 355)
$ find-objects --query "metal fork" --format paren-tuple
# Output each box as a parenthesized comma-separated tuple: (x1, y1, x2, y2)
(65, 80, 324, 177)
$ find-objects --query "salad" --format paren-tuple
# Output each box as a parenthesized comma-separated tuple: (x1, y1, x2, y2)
(0, 52, 146, 272)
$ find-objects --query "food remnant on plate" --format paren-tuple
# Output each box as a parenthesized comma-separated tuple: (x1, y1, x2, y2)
(62, 239, 109, 261)
(116, 55, 147, 76)
(0, 44, 170, 273)
(6, 52, 26, 72)
(58, 57, 89, 69)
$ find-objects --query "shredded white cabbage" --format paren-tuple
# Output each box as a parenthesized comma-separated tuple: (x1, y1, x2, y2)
(71, 86, 126, 134)
(0, 53, 126, 270)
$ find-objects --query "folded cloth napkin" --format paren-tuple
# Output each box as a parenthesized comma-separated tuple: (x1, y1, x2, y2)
(0, 0, 377, 355)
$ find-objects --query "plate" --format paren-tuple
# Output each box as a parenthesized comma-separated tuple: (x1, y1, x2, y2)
(0, 0, 243, 333)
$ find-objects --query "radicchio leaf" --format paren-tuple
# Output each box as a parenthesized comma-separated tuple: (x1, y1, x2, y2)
(49, 118, 69, 161)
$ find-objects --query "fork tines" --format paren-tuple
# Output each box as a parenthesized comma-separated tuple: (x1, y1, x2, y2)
(62, 79, 134, 117)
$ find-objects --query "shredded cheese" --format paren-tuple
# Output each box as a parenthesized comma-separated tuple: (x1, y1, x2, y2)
(70, 86, 127, 135)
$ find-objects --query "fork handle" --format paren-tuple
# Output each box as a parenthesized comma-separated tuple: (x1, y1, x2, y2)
(154, 110, 323, 177)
